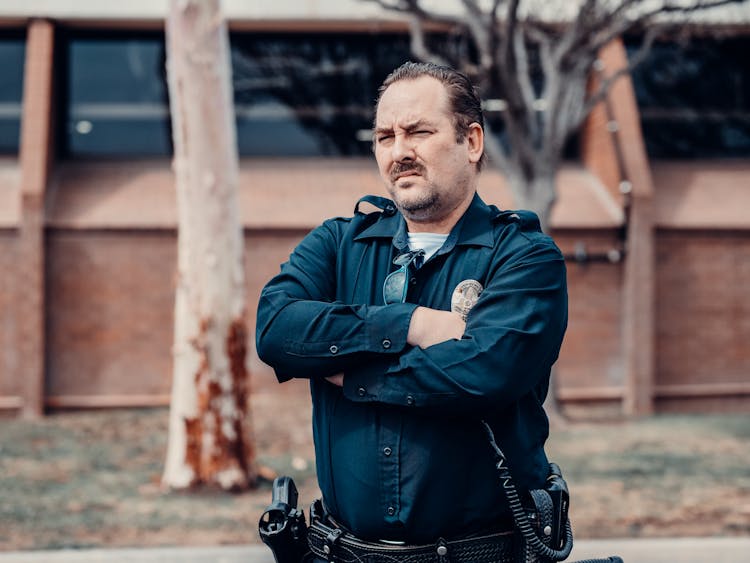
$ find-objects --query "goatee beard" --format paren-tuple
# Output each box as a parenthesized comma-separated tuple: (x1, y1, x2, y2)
(399, 192, 438, 213)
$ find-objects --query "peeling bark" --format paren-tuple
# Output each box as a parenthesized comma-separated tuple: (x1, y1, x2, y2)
(182, 317, 253, 489)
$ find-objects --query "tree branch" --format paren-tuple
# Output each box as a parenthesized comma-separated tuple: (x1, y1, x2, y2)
(461, 0, 493, 73)
(584, 0, 746, 60)
(490, 0, 505, 21)
(408, 14, 451, 66)
(511, 26, 538, 134)
(554, 0, 604, 63)
(500, 0, 521, 65)
(361, 0, 461, 27)
(483, 121, 511, 171)
(658, 0, 747, 16)
(494, 0, 539, 179)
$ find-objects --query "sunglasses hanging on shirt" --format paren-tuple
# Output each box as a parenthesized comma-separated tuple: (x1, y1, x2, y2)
(382, 249, 425, 305)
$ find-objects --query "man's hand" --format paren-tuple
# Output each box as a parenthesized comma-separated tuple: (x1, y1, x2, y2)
(407, 307, 466, 349)
(326, 373, 344, 387)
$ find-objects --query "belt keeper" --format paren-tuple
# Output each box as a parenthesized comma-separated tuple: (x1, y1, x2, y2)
(436, 537, 450, 562)
(323, 528, 342, 561)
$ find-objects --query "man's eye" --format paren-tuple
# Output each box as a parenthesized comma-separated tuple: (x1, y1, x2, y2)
(378, 135, 394, 143)
(415, 130, 431, 136)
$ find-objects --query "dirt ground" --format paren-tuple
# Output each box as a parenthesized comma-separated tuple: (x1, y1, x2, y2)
(1, 381, 749, 551)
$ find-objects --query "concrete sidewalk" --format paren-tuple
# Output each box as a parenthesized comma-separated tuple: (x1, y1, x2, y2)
(0, 538, 748, 562)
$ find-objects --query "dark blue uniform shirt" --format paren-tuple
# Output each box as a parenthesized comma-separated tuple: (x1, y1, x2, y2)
(256, 193, 568, 543)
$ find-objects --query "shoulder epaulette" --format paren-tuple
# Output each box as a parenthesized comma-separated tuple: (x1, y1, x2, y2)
(354, 195, 398, 217)
(493, 209, 541, 232)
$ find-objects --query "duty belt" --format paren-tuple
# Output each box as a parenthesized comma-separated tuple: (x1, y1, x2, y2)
(308, 502, 517, 563)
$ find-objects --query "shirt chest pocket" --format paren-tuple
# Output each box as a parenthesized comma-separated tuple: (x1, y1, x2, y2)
(337, 241, 395, 306)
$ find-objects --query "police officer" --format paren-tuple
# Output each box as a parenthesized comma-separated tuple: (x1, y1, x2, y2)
(256, 61, 568, 562)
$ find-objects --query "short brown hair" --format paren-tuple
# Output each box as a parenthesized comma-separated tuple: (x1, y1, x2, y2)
(375, 61, 487, 171)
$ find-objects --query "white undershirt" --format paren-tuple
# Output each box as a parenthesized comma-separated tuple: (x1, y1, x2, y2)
(407, 232, 449, 262)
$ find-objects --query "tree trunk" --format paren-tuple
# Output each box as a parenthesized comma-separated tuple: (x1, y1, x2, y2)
(505, 170, 557, 233)
(162, 0, 256, 491)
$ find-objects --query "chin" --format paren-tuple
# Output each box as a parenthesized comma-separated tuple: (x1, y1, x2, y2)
(398, 194, 439, 215)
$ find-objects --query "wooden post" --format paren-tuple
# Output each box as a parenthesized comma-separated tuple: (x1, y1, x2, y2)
(18, 19, 55, 418)
(598, 39, 656, 416)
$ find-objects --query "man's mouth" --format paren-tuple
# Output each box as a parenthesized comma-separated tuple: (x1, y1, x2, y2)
(395, 171, 419, 180)
(390, 164, 425, 183)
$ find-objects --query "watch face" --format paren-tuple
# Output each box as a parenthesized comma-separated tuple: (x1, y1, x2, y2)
(451, 279, 483, 320)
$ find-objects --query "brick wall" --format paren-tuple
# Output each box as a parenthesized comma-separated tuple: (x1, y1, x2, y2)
(558, 256, 625, 389)
(40, 225, 631, 406)
(45, 230, 177, 400)
(552, 230, 626, 418)
(656, 230, 750, 409)
(11, 222, 750, 415)
(0, 232, 19, 400)
(43, 228, 308, 402)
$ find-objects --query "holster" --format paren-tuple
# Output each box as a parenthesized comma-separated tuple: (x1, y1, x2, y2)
(258, 476, 311, 563)
(523, 462, 571, 562)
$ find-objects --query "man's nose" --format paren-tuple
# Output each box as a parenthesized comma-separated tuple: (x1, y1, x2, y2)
(392, 133, 415, 161)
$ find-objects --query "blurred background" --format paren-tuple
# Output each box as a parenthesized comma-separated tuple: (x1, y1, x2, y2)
(0, 0, 748, 555)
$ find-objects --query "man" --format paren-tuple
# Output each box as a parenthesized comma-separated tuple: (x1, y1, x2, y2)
(256, 62, 568, 562)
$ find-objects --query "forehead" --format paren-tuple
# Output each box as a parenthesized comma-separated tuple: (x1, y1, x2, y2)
(375, 75, 452, 127)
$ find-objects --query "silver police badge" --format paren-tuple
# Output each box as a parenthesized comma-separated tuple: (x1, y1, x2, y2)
(450, 279, 484, 320)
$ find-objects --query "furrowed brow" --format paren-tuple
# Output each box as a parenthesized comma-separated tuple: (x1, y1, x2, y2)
(403, 119, 434, 132)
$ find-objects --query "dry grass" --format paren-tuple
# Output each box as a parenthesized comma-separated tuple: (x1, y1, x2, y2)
(1, 388, 748, 551)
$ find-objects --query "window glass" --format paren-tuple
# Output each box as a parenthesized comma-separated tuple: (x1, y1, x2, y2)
(628, 36, 750, 158)
(65, 31, 170, 157)
(230, 33, 412, 156)
(0, 34, 25, 154)
(65, 30, 574, 160)
(63, 31, 417, 158)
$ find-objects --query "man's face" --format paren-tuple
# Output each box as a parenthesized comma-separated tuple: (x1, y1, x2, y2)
(374, 75, 482, 229)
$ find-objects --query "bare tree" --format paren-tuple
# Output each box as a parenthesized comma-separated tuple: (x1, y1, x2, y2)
(365, 0, 746, 230)
(162, 0, 256, 491)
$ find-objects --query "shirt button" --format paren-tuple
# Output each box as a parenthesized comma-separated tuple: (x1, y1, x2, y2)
(357, 387, 366, 397)
(387, 506, 396, 516)
(406, 395, 415, 406)
(383, 447, 392, 456)
(329, 345, 338, 354)
(409, 278, 417, 286)
(382, 339, 392, 349)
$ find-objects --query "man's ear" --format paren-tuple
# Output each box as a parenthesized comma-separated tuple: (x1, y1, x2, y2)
(466, 122, 484, 165)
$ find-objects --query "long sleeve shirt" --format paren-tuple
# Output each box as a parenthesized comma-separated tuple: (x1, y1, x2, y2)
(256, 193, 568, 543)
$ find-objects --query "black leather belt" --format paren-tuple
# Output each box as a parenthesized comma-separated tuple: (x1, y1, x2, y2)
(307, 505, 517, 563)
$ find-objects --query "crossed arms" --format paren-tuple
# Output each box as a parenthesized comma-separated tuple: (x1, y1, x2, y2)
(255, 219, 567, 416)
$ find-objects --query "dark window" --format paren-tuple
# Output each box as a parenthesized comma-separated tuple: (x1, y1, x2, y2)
(64, 30, 565, 160)
(628, 36, 750, 158)
(62, 30, 171, 157)
(61, 30, 416, 158)
(230, 32, 412, 156)
(0, 32, 25, 154)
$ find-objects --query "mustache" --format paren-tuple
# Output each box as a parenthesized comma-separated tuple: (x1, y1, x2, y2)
(389, 162, 425, 182)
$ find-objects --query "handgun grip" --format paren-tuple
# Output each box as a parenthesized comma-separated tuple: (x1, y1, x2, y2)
(270, 475, 299, 513)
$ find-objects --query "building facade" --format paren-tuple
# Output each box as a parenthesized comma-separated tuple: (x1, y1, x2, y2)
(1, 1, 749, 418)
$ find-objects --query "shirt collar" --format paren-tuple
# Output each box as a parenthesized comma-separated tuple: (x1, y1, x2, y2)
(354, 192, 496, 252)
